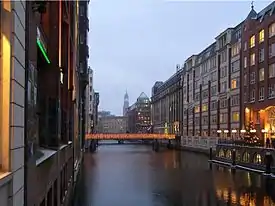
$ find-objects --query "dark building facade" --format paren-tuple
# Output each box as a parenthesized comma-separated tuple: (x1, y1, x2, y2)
(25, 1, 88, 205)
(93, 92, 100, 131)
(241, 2, 275, 142)
(127, 92, 151, 133)
(151, 67, 183, 137)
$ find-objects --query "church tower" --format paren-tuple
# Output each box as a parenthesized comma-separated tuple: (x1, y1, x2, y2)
(123, 90, 129, 116)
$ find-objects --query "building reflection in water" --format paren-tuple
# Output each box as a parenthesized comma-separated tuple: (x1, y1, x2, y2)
(214, 166, 275, 206)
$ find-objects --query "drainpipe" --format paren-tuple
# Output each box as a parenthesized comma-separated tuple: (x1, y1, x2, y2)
(24, 1, 30, 205)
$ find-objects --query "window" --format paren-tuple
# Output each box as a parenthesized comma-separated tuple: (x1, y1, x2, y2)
(250, 35, 255, 48)
(231, 79, 239, 89)
(231, 60, 239, 73)
(194, 105, 200, 113)
(269, 63, 275, 78)
(220, 98, 228, 109)
(202, 116, 208, 125)
(259, 29, 264, 43)
(221, 66, 227, 78)
(202, 104, 208, 112)
(259, 68, 264, 81)
(244, 57, 247, 68)
(269, 43, 275, 57)
(268, 83, 275, 98)
(194, 93, 200, 101)
(202, 90, 208, 99)
(259, 48, 264, 62)
(244, 41, 247, 51)
(269, 23, 275, 37)
(231, 95, 239, 106)
(250, 72, 255, 84)
(220, 81, 227, 93)
(210, 85, 217, 95)
(220, 113, 228, 124)
(231, 43, 240, 56)
(244, 74, 247, 86)
(211, 101, 217, 110)
(250, 89, 255, 102)
(232, 112, 240, 122)
(221, 50, 227, 63)
(211, 115, 217, 124)
(250, 53, 255, 66)
(259, 87, 264, 101)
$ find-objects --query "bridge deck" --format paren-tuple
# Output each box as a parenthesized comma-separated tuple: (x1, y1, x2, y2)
(85, 133, 175, 140)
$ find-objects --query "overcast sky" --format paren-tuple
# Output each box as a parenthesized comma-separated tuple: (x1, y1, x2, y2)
(89, 0, 272, 116)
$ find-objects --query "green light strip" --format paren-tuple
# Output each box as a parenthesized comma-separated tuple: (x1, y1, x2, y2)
(36, 39, 51, 64)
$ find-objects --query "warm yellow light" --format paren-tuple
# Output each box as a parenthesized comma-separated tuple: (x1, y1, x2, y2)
(217, 130, 222, 133)
(245, 107, 250, 113)
(231, 129, 237, 133)
(224, 130, 229, 133)
(1, 34, 11, 171)
(240, 129, 246, 133)
(261, 129, 267, 133)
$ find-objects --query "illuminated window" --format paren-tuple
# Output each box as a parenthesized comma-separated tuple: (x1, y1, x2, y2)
(250, 35, 255, 48)
(250, 53, 255, 66)
(259, 29, 264, 43)
(242, 152, 250, 163)
(231, 112, 239, 122)
(202, 104, 208, 112)
(269, 23, 275, 37)
(194, 105, 200, 113)
(231, 79, 239, 89)
(259, 68, 264, 81)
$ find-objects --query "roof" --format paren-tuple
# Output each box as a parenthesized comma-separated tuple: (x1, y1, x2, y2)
(137, 92, 149, 100)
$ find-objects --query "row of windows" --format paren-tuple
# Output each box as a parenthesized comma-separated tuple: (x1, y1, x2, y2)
(193, 112, 239, 125)
(248, 23, 275, 50)
(243, 63, 275, 85)
(244, 84, 275, 102)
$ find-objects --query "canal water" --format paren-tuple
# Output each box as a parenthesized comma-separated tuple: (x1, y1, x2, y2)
(73, 144, 275, 206)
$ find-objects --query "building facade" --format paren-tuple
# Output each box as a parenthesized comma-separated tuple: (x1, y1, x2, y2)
(127, 92, 151, 133)
(98, 116, 127, 133)
(24, 1, 89, 205)
(151, 67, 183, 136)
(241, 2, 275, 143)
(93, 92, 100, 132)
(182, 25, 242, 139)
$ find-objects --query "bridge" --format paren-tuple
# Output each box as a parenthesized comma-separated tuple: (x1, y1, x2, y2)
(85, 133, 176, 152)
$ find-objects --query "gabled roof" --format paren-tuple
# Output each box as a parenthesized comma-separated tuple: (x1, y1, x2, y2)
(137, 92, 148, 100)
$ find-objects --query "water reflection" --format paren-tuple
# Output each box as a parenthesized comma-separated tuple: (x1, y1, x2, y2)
(76, 146, 275, 206)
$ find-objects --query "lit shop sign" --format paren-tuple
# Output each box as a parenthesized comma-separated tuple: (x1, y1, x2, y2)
(37, 27, 50, 64)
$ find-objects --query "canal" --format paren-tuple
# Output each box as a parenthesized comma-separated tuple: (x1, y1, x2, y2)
(73, 144, 275, 206)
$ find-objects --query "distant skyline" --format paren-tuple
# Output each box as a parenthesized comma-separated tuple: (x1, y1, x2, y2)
(89, 0, 272, 116)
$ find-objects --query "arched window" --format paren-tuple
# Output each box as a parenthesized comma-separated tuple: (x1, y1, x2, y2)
(242, 151, 250, 163)
(253, 153, 262, 164)
(218, 149, 225, 157)
(226, 150, 232, 159)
